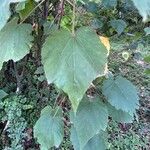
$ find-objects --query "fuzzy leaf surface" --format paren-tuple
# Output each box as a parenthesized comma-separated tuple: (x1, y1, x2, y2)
(42, 27, 107, 111)
(0, 18, 33, 70)
(102, 76, 139, 114)
(34, 106, 64, 150)
(70, 96, 108, 149)
(106, 103, 134, 123)
(70, 127, 107, 150)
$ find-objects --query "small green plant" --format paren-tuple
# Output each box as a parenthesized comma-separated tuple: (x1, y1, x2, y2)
(0, 95, 27, 150)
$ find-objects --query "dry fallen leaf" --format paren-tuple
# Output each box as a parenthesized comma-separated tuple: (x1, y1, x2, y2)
(99, 36, 110, 56)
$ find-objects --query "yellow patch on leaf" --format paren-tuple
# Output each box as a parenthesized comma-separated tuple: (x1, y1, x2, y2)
(99, 36, 110, 56)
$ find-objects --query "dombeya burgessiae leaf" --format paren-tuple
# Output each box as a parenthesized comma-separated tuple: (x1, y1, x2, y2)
(0, 18, 33, 70)
(102, 76, 139, 115)
(70, 96, 108, 149)
(106, 102, 134, 123)
(42, 27, 108, 112)
(132, 0, 150, 22)
(83, 132, 107, 150)
(0, 0, 26, 30)
(34, 106, 64, 150)
(71, 127, 107, 150)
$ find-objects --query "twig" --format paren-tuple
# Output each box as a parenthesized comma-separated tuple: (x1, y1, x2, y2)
(53, 96, 66, 118)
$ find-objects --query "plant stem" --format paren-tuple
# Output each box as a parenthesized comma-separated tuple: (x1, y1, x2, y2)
(72, 0, 76, 36)
(53, 96, 66, 118)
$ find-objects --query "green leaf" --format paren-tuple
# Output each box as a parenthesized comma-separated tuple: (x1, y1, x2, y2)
(83, 132, 107, 150)
(0, 90, 8, 100)
(0, 0, 26, 30)
(106, 103, 134, 123)
(16, 0, 36, 21)
(144, 27, 150, 35)
(110, 19, 127, 35)
(90, 19, 103, 30)
(102, 0, 117, 8)
(0, 18, 33, 70)
(132, 0, 150, 21)
(34, 106, 64, 150)
(42, 27, 108, 112)
(144, 55, 150, 63)
(102, 76, 139, 114)
(71, 127, 107, 150)
(70, 96, 108, 149)
(70, 126, 80, 150)
(145, 69, 150, 75)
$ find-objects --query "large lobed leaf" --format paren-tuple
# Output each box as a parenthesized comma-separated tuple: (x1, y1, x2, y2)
(0, 0, 26, 31)
(34, 106, 64, 150)
(102, 76, 139, 115)
(42, 27, 108, 112)
(70, 96, 108, 149)
(0, 18, 33, 70)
